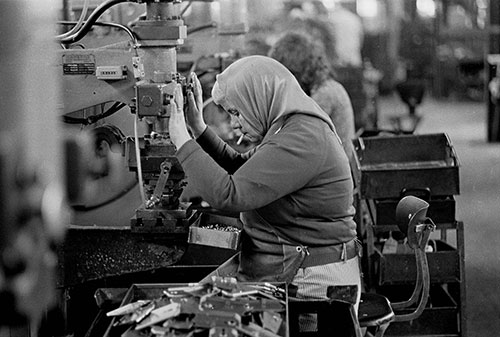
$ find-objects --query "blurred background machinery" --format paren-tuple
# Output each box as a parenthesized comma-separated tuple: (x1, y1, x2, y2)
(0, 1, 69, 336)
(53, 1, 251, 336)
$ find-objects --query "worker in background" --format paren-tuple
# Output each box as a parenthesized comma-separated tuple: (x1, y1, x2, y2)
(278, 1, 338, 72)
(329, 1, 364, 69)
(269, 31, 355, 160)
(168, 55, 361, 330)
(328, 1, 370, 131)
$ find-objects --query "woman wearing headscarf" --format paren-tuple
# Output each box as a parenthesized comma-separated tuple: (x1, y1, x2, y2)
(169, 56, 361, 311)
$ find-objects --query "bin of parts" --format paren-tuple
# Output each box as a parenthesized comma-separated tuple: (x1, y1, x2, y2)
(102, 280, 288, 337)
(352, 133, 460, 199)
(188, 212, 243, 250)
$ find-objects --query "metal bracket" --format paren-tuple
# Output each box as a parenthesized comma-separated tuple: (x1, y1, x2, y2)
(146, 160, 172, 208)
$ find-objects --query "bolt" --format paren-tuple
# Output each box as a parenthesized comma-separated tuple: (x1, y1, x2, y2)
(141, 95, 153, 107)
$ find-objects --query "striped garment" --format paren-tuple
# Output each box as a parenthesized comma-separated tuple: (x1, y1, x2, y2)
(292, 255, 362, 332)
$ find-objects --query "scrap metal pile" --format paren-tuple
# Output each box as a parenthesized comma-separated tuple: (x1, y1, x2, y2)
(105, 277, 287, 337)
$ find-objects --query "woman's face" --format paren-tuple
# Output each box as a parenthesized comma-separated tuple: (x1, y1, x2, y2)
(227, 108, 263, 144)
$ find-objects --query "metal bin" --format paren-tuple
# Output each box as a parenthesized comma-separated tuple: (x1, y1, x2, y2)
(376, 240, 461, 285)
(352, 133, 460, 199)
(188, 212, 243, 250)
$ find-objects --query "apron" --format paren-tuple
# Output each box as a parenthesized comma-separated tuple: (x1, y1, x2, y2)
(200, 210, 308, 283)
(200, 209, 360, 284)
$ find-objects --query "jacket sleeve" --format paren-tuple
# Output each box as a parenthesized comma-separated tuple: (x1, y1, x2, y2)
(176, 124, 327, 212)
(195, 126, 256, 174)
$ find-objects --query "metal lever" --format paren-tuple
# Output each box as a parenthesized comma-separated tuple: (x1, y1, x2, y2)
(146, 160, 172, 209)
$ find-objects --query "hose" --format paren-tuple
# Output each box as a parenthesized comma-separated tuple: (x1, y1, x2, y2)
(187, 22, 217, 35)
(134, 113, 146, 207)
(72, 179, 138, 212)
(62, 102, 127, 125)
(58, 21, 138, 45)
(180, 1, 193, 16)
(56, 0, 90, 39)
(58, 0, 130, 44)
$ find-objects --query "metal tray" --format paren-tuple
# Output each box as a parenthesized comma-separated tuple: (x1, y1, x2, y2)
(188, 212, 243, 250)
(376, 240, 461, 285)
(352, 133, 460, 199)
(103, 282, 288, 337)
(373, 196, 456, 226)
(378, 284, 460, 336)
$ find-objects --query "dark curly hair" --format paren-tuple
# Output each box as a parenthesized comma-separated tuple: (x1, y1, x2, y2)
(269, 31, 333, 96)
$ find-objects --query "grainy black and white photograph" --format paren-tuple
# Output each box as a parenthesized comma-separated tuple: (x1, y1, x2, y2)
(0, 1, 497, 336)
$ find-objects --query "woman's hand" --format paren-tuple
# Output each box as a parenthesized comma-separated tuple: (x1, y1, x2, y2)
(185, 72, 207, 138)
(169, 84, 192, 149)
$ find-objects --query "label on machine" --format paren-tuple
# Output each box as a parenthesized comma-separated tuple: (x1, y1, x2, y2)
(96, 66, 128, 80)
(62, 53, 96, 75)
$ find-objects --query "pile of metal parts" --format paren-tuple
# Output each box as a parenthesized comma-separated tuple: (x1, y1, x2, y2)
(198, 223, 240, 232)
(105, 277, 287, 337)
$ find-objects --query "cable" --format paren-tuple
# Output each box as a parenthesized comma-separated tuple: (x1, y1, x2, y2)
(134, 113, 146, 207)
(57, 21, 137, 45)
(58, 0, 130, 44)
(180, 1, 193, 16)
(58, 0, 127, 43)
(56, 0, 90, 40)
(187, 22, 217, 35)
(72, 179, 138, 212)
(64, 43, 86, 49)
(62, 102, 127, 125)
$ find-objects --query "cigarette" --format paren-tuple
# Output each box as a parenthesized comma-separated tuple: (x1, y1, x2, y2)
(236, 134, 244, 145)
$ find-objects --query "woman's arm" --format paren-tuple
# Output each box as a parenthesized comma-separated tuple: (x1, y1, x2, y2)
(184, 72, 256, 173)
(196, 127, 255, 174)
(176, 117, 326, 212)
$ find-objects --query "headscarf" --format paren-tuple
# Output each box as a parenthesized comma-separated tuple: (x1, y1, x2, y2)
(211, 55, 334, 139)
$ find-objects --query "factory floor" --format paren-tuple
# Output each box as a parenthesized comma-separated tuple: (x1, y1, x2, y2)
(66, 92, 498, 337)
(377, 93, 500, 337)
